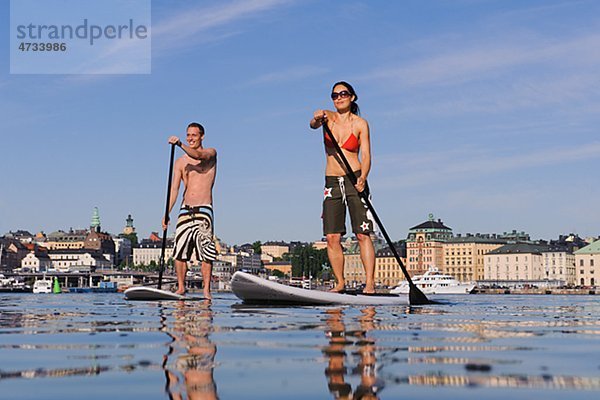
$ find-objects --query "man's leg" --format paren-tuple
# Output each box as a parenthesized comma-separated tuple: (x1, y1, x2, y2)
(327, 233, 345, 292)
(175, 259, 187, 295)
(201, 260, 213, 300)
(356, 233, 375, 293)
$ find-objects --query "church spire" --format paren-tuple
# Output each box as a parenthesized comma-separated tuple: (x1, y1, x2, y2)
(91, 207, 101, 232)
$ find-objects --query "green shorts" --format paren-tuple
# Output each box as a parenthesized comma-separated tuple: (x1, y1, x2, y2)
(322, 171, 375, 236)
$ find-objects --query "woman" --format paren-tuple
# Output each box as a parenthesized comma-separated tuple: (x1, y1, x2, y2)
(310, 81, 375, 294)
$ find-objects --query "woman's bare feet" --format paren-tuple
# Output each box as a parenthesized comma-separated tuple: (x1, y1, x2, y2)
(329, 284, 345, 294)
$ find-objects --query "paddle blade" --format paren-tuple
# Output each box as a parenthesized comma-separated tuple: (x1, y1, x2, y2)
(409, 285, 432, 305)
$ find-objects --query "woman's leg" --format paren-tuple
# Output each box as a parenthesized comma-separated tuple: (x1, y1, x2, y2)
(356, 233, 375, 293)
(327, 233, 345, 292)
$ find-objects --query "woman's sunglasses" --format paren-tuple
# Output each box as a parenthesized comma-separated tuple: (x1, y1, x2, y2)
(331, 90, 352, 100)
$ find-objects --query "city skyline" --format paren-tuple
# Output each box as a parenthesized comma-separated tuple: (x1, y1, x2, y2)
(1, 1, 600, 244)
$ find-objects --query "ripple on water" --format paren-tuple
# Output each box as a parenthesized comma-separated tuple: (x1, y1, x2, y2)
(0, 293, 599, 399)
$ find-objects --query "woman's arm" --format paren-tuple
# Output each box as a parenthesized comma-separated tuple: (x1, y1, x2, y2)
(356, 119, 371, 192)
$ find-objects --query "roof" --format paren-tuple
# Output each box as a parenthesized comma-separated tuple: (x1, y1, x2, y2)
(410, 220, 452, 231)
(574, 240, 600, 255)
(446, 236, 507, 244)
(487, 243, 548, 255)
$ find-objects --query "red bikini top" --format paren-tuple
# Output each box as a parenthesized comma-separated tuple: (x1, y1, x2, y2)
(324, 132, 359, 152)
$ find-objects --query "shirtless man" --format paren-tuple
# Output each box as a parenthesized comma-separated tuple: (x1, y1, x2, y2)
(163, 122, 217, 299)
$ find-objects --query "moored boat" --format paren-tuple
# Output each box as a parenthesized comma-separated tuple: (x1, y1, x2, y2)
(0, 275, 31, 292)
(390, 267, 475, 295)
(32, 278, 53, 294)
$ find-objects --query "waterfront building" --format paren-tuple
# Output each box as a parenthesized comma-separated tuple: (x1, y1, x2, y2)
(374, 245, 407, 287)
(312, 240, 327, 250)
(343, 244, 407, 288)
(212, 260, 235, 289)
(218, 251, 263, 275)
(260, 253, 274, 263)
(133, 237, 174, 266)
(261, 241, 289, 258)
(406, 214, 453, 277)
(43, 229, 88, 250)
(0, 237, 29, 271)
(574, 240, 600, 287)
(46, 249, 112, 272)
(483, 243, 549, 287)
(443, 234, 506, 282)
(264, 261, 292, 276)
(3, 230, 35, 243)
(19, 246, 52, 272)
(343, 252, 363, 287)
(113, 236, 132, 267)
(541, 247, 576, 286)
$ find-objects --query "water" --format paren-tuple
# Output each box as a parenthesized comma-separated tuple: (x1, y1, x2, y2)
(0, 293, 599, 399)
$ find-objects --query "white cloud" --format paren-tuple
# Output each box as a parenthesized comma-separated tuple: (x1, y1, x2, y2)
(152, 0, 292, 53)
(376, 142, 600, 188)
(247, 65, 329, 85)
(367, 32, 600, 88)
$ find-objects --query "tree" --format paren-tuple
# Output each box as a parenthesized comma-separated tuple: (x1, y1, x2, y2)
(252, 241, 262, 254)
(284, 244, 329, 278)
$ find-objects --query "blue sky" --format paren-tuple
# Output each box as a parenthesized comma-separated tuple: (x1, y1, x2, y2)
(1, 0, 599, 245)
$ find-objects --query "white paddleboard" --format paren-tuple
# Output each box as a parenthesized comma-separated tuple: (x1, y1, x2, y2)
(124, 286, 186, 301)
(231, 271, 409, 305)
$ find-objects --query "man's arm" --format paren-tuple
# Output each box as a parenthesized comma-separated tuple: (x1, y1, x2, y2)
(178, 144, 217, 161)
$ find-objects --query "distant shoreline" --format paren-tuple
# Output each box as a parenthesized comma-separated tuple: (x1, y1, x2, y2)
(474, 288, 597, 295)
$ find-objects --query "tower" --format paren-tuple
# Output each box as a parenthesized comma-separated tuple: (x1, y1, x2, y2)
(123, 214, 136, 235)
(91, 207, 101, 233)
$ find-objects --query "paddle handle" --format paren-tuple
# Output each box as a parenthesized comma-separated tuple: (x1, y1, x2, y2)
(158, 144, 177, 289)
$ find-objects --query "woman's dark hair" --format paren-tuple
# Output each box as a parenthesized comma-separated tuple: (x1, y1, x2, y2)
(332, 81, 360, 115)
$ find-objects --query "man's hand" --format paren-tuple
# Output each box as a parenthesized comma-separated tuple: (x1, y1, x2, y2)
(168, 136, 181, 146)
(161, 216, 170, 231)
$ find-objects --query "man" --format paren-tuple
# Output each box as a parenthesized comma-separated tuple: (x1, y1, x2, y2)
(163, 122, 217, 299)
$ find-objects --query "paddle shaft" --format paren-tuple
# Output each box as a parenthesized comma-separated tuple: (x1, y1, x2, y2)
(158, 144, 177, 289)
(322, 121, 430, 305)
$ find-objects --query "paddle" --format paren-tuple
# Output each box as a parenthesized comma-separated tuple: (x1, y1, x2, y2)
(157, 143, 177, 290)
(322, 121, 431, 305)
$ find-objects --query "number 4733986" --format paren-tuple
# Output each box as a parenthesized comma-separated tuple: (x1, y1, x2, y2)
(18, 42, 67, 51)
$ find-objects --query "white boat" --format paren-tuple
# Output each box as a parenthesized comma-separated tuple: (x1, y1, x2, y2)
(0, 275, 31, 292)
(390, 267, 475, 295)
(32, 278, 53, 294)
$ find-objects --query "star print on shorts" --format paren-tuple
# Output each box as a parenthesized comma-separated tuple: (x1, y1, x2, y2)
(324, 187, 333, 200)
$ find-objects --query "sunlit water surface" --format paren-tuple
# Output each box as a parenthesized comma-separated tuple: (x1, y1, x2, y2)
(0, 293, 599, 399)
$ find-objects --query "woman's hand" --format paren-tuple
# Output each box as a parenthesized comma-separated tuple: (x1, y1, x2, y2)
(355, 176, 366, 193)
(311, 110, 327, 128)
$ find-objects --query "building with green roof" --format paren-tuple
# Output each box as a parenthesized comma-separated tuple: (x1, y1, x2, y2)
(574, 240, 599, 287)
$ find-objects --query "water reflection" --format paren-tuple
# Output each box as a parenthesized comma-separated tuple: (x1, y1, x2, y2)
(322, 308, 384, 399)
(163, 300, 218, 400)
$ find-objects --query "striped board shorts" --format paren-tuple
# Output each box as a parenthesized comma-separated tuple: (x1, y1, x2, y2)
(173, 205, 218, 263)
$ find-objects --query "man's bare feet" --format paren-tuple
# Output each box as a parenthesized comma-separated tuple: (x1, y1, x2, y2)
(203, 290, 212, 300)
(175, 288, 186, 295)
